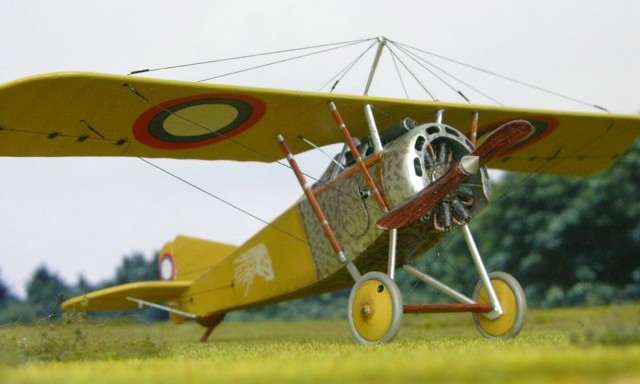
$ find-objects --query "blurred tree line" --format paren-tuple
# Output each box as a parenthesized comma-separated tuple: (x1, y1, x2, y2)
(0, 254, 167, 324)
(399, 139, 640, 309)
(1, 140, 638, 324)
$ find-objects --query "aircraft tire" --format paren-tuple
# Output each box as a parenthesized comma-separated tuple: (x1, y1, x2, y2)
(472, 271, 527, 339)
(347, 271, 403, 344)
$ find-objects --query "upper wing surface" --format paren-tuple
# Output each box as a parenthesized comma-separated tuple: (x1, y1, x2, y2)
(1, 72, 638, 175)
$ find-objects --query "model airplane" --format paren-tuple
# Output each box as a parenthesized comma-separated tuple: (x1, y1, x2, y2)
(1, 52, 639, 344)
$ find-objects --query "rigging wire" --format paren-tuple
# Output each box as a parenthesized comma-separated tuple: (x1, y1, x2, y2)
(129, 38, 374, 75)
(121, 40, 392, 272)
(123, 81, 383, 215)
(122, 36, 614, 295)
(132, 147, 351, 278)
(125, 38, 397, 216)
(386, 42, 459, 102)
(137, 158, 273, 229)
(122, 88, 370, 265)
(383, 36, 504, 105)
(3, 37, 619, 303)
(197, 39, 375, 83)
(405, 121, 620, 301)
(389, 47, 410, 99)
(393, 40, 609, 112)
(388, 40, 501, 105)
(124, 40, 404, 283)
(316, 39, 379, 93)
(299, 136, 344, 170)
(381, 45, 437, 101)
(125, 83, 273, 163)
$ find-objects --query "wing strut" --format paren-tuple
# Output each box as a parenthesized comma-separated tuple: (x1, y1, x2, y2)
(277, 134, 361, 282)
(364, 36, 387, 95)
(469, 111, 480, 145)
(328, 101, 401, 279)
(328, 101, 388, 211)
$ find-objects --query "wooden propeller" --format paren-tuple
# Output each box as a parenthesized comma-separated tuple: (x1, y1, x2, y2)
(377, 120, 533, 230)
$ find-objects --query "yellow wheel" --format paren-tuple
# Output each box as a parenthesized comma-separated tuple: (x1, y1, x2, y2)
(472, 271, 526, 339)
(348, 272, 403, 344)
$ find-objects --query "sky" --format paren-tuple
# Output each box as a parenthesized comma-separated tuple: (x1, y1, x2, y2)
(1, 0, 639, 298)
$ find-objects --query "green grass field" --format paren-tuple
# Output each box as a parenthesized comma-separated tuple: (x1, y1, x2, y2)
(2, 305, 639, 383)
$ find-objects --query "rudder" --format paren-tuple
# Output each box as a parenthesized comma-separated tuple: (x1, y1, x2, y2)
(158, 235, 237, 283)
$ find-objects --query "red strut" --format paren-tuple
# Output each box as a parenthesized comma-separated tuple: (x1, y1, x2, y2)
(276, 134, 360, 280)
(328, 101, 388, 212)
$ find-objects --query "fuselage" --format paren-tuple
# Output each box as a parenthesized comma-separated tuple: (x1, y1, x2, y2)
(176, 120, 491, 318)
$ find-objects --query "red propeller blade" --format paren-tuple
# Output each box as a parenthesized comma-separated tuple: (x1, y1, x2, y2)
(377, 120, 533, 230)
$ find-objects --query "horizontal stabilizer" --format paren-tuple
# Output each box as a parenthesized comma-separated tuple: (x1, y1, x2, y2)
(62, 280, 191, 312)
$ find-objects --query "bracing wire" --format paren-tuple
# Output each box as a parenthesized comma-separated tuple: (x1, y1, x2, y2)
(317, 39, 380, 93)
(123, 81, 384, 216)
(392, 40, 609, 112)
(388, 40, 497, 105)
(120, 39, 394, 272)
(122, 36, 613, 295)
(135, 156, 310, 247)
(197, 39, 375, 83)
(380, 45, 437, 101)
(386, 42, 461, 102)
(129, 38, 374, 75)
(389, 48, 409, 99)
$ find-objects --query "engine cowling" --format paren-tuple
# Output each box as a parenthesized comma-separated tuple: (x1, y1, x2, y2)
(381, 122, 492, 231)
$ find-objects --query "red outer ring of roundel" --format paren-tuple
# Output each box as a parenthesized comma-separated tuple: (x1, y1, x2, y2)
(133, 93, 266, 150)
(477, 116, 558, 156)
(158, 253, 177, 281)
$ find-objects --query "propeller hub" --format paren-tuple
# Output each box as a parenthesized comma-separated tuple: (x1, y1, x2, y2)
(459, 155, 480, 176)
(380, 122, 492, 231)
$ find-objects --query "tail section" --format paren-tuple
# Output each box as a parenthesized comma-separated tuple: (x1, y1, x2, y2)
(156, 235, 236, 325)
(158, 235, 237, 282)
(63, 235, 237, 324)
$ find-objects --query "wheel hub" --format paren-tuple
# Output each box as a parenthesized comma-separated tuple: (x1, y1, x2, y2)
(348, 272, 403, 344)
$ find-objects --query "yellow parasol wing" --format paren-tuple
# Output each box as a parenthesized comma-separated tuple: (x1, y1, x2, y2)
(1, 72, 638, 175)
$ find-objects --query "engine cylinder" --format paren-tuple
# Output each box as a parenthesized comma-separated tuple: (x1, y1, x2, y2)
(381, 122, 492, 222)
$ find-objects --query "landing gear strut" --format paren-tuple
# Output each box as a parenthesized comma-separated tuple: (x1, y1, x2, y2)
(472, 271, 527, 339)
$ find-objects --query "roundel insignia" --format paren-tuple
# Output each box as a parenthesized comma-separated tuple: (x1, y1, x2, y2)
(477, 116, 558, 156)
(158, 253, 177, 281)
(133, 93, 266, 149)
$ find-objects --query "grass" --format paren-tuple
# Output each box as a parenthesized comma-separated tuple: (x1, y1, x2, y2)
(1, 305, 639, 383)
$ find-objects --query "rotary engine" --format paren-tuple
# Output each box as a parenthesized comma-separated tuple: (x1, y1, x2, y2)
(381, 121, 492, 232)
